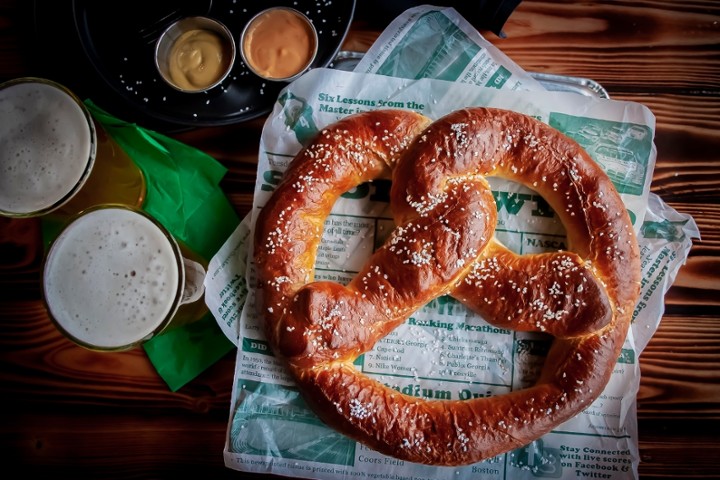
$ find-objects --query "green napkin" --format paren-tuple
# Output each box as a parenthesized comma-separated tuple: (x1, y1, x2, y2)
(83, 102, 238, 391)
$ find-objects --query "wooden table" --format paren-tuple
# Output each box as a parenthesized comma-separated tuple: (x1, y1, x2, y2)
(1, 1, 718, 478)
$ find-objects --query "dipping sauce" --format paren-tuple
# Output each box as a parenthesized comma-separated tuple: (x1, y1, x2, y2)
(168, 28, 231, 91)
(242, 8, 318, 81)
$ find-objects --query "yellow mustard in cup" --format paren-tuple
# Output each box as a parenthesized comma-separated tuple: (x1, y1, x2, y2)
(155, 16, 235, 93)
(169, 29, 228, 91)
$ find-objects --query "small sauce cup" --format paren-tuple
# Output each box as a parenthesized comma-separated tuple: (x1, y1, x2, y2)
(240, 7, 319, 82)
(155, 16, 236, 93)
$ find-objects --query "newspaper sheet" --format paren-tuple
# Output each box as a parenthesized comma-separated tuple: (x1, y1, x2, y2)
(205, 6, 699, 479)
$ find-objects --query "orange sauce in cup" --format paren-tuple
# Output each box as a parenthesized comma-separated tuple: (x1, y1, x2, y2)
(242, 8, 317, 80)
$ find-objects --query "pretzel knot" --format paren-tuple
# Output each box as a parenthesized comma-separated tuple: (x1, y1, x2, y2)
(254, 107, 641, 466)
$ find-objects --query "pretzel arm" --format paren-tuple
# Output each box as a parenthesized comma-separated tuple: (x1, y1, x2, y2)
(255, 110, 432, 347)
(276, 179, 497, 368)
(293, 363, 570, 465)
(452, 240, 612, 338)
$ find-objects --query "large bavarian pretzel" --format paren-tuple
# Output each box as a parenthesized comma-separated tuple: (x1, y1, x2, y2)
(253, 107, 641, 466)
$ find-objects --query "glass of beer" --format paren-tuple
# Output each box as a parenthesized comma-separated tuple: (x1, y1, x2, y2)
(0, 77, 146, 218)
(42, 205, 208, 352)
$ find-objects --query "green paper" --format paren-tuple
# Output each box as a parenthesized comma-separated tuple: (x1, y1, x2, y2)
(142, 314, 232, 392)
(83, 102, 238, 391)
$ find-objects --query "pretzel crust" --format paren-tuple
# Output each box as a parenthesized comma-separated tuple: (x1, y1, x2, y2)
(253, 108, 641, 466)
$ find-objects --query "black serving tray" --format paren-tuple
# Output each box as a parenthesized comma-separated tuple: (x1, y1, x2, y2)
(31, 0, 356, 132)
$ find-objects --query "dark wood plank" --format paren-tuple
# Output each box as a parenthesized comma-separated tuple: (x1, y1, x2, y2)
(497, 1, 720, 93)
(638, 315, 720, 415)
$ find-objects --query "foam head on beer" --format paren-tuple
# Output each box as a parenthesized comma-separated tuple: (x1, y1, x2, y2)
(43, 206, 184, 351)
(0, 77, 95, 216)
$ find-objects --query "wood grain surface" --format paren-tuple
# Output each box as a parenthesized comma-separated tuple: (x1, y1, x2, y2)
(1, 1, 718, 478)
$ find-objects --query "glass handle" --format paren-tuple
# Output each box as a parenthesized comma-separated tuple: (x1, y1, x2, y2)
(181, 257, 206, 304)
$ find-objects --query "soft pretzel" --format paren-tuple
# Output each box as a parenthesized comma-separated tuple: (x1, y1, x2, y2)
(253, 107, 641, 466)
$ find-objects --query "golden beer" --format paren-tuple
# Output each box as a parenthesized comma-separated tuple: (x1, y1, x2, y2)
(0, 77, 145, 218)
(42, 205, 208, 351)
